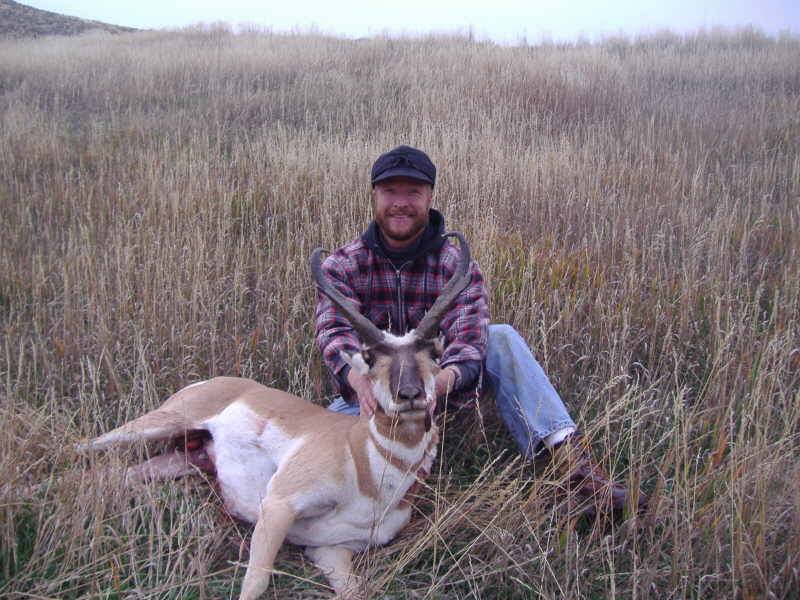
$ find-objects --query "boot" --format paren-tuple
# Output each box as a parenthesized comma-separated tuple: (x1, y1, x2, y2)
(551, 433, 646, 516)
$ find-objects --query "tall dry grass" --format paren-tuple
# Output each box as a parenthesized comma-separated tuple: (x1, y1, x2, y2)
(1, 26, 799, 598)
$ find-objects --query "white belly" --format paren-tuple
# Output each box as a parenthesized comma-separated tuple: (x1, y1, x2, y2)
(286, 500, 413, 551)
(204, 401, 302, 523)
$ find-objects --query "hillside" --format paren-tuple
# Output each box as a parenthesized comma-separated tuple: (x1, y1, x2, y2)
(0, 0, 136, 38)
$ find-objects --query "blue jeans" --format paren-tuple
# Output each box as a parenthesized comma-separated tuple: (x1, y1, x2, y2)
(328, 324, 576, 457)
(484, 324, 576, 456)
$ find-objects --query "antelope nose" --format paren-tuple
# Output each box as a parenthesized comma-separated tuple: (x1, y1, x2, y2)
(398, 386, 422, 401)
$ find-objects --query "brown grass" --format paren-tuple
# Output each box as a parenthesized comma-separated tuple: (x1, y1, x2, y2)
(1, 26, 799, 599)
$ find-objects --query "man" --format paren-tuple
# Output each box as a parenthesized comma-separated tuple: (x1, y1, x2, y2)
(315, 145, 638, 514)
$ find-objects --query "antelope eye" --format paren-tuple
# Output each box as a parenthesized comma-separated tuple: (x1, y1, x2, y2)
(362, 351, 374, 367)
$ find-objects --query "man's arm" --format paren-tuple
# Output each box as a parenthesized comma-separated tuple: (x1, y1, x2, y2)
(435, 246, 491, 388)
(314, 252, 362, 403)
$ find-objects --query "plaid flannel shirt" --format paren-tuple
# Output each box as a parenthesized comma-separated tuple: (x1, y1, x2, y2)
(315, 225, 490, 405)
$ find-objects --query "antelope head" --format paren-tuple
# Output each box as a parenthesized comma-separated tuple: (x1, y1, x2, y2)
(311, 232, 472, 421)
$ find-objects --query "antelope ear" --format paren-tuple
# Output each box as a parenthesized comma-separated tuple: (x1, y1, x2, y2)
(340, 350, 370, 376)
(433, 336, 445, 358)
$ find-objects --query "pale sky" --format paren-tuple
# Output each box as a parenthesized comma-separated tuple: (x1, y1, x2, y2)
(22, 0, 800, 43)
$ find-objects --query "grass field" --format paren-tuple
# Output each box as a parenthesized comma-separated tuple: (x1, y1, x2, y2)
(1, 25, 799, 599)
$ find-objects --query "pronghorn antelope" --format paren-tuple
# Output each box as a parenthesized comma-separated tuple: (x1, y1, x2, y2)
(78, 232, 473, 599)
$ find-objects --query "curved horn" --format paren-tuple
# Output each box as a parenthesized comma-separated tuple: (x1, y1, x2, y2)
(310, 248, 385, 347)
(414, 231, 472, 340)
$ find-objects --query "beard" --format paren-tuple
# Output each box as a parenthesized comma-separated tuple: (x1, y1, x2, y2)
(376, 211, 429, 246)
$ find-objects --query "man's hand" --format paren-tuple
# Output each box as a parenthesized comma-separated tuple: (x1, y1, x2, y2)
(433, 365, 460, 408)
(347, 368, 378, 416)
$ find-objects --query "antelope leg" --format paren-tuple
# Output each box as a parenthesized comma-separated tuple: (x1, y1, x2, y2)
(306, 545, 363, 600)
(239, 496, 296, 600)
(124, 450, 198, 485)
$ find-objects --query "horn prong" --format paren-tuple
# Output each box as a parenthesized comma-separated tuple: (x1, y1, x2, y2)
(414, 231, 472, 340)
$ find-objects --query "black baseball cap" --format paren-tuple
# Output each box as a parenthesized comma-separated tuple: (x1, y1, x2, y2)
(371, 145, 436, 187)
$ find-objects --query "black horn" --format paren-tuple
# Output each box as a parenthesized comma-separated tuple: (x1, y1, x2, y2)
(414, 232, 472, 341)
(310, 248, 385, 347)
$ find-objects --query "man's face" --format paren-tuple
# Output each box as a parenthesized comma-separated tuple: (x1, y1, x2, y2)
(372, 176, 433, 249)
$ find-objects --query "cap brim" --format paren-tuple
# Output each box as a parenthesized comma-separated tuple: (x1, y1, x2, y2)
(372, 168, 434, 186)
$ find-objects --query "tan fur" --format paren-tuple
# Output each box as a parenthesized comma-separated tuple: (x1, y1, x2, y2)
(347, 418, 382, 501)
